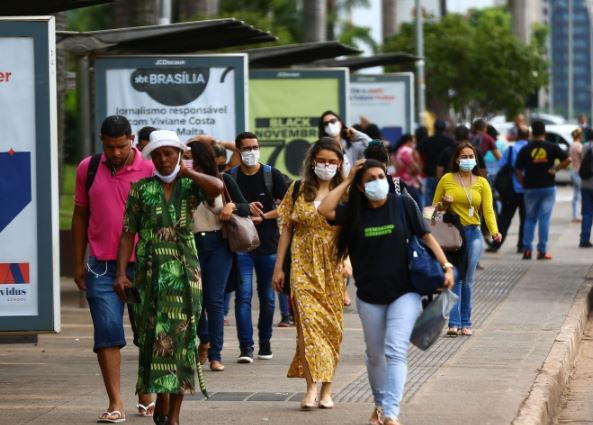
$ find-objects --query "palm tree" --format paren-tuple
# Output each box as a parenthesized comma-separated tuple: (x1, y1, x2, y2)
(303, 0, 326, 42)
(112, 0, 159, 28)
(179, 0, 220, 19)
(382, 0, 397, 41)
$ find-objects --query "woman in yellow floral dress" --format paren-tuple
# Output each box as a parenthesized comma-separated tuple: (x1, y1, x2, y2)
(273, 138, 346, 410)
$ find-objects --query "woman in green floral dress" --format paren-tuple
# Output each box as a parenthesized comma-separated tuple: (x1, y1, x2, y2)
(115, 130, 223, 425)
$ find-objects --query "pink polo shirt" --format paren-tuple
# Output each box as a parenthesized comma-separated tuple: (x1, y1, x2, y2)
(74, 147, 154, 261)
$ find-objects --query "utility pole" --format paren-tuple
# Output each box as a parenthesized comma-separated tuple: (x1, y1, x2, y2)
(415, 0, 426, 126)
(568, 0, 574, 121)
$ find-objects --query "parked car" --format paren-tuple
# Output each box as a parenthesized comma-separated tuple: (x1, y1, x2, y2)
(544, 124, 577, 184)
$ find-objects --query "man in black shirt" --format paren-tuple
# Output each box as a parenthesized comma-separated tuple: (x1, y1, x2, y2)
(228, 132, 288, 363)
(515, 120, 571, 260)
(417, 119, 454, 205)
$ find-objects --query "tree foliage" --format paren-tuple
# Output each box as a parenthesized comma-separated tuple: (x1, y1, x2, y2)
(384, 7, 549, 118)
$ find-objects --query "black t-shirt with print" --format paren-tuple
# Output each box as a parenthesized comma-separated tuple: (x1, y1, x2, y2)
(515, 140, 568, 189)
(334, 194, 429, 305)
(233, 165, 288, 255)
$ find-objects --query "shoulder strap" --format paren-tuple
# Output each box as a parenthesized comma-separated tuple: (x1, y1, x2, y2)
(229, 166, 239, 180)
(86, 153, 102, 194)
(262, 164, 273, 196)
(393, 195, 410, 240)
(506, 146, 513, 166)
(393, 177, 401, 196)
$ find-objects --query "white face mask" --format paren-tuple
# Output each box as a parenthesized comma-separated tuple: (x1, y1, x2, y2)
(364, 178, 389, 201)
(314, 163, 338, 181)
(155, 152, 181, 183)
(241, 149, 260, 167)
(324, 122, 342, 138)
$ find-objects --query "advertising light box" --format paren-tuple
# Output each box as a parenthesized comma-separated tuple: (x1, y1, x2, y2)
(250, 69, 349, 178)
(0, 17, 59, 332)
(349, 73, 414, 147)
(95, 55, 248, 147)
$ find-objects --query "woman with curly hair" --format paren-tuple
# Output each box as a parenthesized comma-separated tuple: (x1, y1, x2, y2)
(272, 138, 346, 410)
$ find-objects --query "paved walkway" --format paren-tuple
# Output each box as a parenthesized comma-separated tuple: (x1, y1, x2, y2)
(1, 187, 592, 425)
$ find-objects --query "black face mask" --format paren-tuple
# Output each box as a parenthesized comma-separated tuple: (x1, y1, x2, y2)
(218, 164, 227, 172)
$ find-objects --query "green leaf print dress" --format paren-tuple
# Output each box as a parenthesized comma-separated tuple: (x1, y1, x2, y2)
(123, 176, 207, 396)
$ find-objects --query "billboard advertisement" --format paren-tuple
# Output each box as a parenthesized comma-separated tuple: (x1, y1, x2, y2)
(250, 69, 349, 177)
(95, 55, 248, 148)
(349, 73, 414, 147)
(0, 17, 59, 332)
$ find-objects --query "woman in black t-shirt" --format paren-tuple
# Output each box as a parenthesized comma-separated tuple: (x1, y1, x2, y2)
(319, 159, 454, 425)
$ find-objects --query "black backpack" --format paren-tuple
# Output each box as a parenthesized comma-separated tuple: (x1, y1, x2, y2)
(494, 147, 514, 199)
(579, 143, 593, 179)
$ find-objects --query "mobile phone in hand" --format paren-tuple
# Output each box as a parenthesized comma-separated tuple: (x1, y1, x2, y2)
(124, 286, 141, 304)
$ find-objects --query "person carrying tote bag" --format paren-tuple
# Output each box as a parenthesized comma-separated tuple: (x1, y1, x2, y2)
(318, 158, 454, 425)
(433, 142, 501, 337)
(186, 140, 251, 372)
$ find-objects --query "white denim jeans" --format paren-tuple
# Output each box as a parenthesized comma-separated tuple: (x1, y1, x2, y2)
(357, 292, 422, 419)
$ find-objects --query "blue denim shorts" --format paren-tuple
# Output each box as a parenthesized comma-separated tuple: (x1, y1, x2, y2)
(85, 256, 132, 352)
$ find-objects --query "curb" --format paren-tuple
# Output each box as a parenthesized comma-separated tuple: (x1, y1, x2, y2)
(512, 265, 593, 425)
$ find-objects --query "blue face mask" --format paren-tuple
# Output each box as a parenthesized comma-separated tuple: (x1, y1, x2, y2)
(459, 158, 477, 172)
(364, 178, 389, 201)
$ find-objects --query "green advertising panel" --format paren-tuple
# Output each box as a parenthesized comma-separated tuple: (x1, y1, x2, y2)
(250, 69, 348, 178)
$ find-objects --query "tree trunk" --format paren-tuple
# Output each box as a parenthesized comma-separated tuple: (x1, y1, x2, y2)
(303, 0, 326, 42)
(113, 0, 159, 28)
(326, 0, 336, 41)
(382, 0, 397, 41)
(180, 0, 219, 19)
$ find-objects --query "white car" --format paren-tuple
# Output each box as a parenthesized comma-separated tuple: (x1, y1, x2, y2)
(544, 124, 577, 184)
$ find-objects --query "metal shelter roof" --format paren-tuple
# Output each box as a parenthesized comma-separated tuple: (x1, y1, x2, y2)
(0, 0, 113, 15)
(246, 41, 362, 68)
(314, 52, 420, 71)
(57, 18, 277, 55)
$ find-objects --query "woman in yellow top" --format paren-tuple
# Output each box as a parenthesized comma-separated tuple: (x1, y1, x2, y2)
(272, 138, 345, 410)
(434, 142, 501, 336)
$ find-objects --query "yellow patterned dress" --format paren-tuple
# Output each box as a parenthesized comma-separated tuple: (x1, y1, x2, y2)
(278, 181, 344, 382)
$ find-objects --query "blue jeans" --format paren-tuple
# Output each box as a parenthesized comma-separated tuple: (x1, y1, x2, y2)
(571, 169, 582, 220)
(195, 231, 233, 362)
(357, 293, 422, 420)
(522, 186, 556, 253)
(86, 256, 133, 352)
(424, 176, 437, 206)
(235, 252, 276, 348)
(581, 188, 593, 244)
(449, 225, 483, 329)
(278, 292, 290, 319)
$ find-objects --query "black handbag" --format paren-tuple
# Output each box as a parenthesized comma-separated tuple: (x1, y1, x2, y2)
(493, 146, 514, 199)
(282, 180, 301, 294)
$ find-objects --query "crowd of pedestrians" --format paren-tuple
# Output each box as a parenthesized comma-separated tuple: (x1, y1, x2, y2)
(72, 112, 593, 425)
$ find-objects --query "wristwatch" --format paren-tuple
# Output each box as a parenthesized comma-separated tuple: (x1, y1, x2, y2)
(442, 262, 454, 271)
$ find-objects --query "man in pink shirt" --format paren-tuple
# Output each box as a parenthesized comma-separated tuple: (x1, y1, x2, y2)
(71, 115, 153, 423)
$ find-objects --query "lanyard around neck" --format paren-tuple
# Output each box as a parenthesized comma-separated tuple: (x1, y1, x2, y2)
(458, 173, 473, 207)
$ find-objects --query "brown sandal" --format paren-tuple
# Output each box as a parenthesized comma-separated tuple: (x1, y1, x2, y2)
(460, 328, 473, 336)
(369, 406, 383, 425)
(446, 327, 459, 337)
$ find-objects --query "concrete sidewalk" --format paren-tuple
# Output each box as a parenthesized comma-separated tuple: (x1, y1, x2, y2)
(1, 187, 592, 425)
